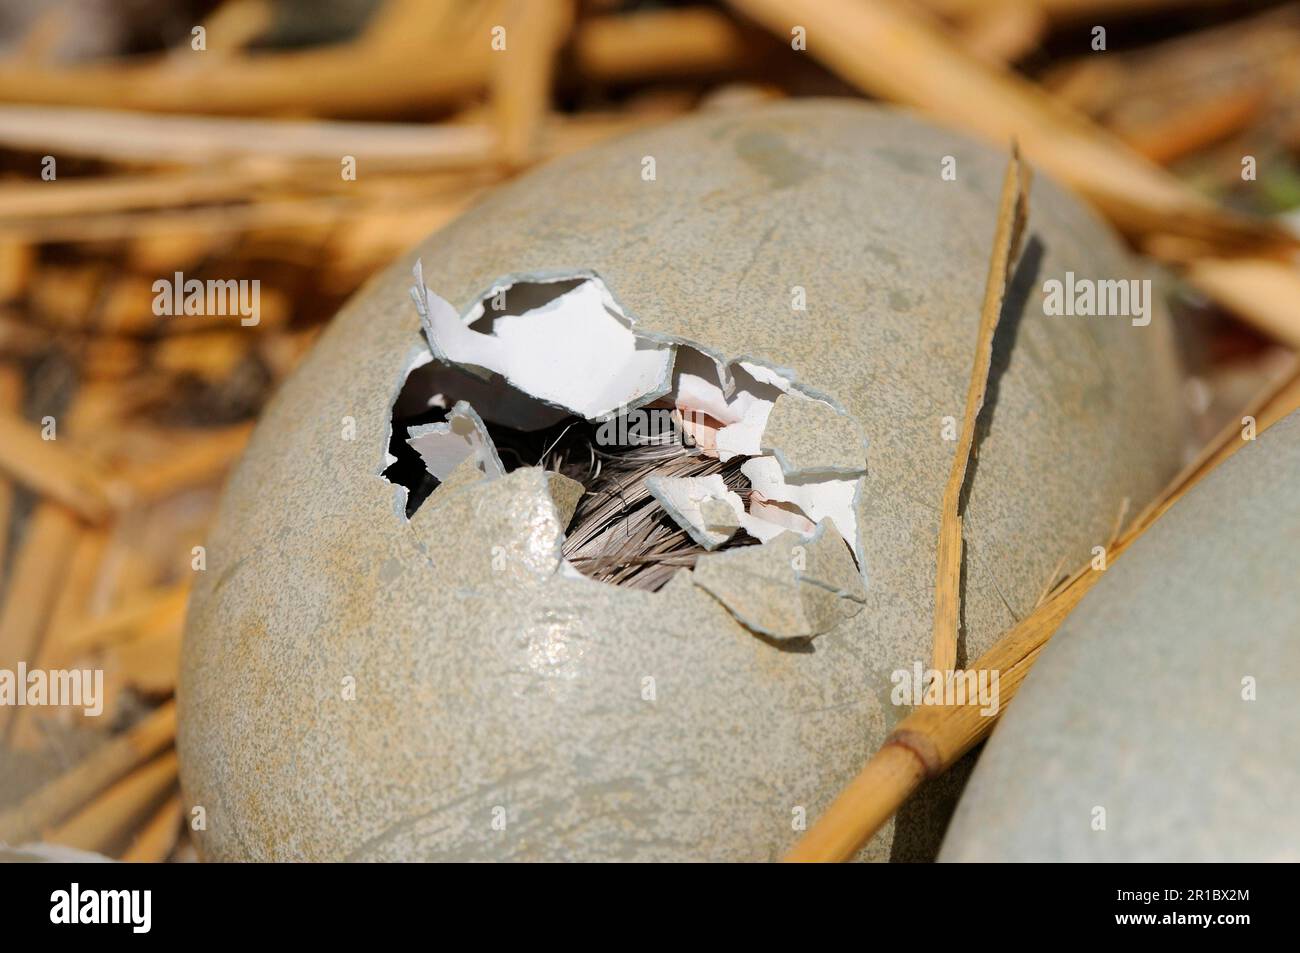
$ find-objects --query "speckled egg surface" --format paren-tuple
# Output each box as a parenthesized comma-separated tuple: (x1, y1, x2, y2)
(178, 101, 1187, 861)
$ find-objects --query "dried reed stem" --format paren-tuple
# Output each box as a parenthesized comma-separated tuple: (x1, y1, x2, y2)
(120, 794, 183, 864)
(0, 700, 176, 845)
(116, 423, 252, 503)
(0, 411, 122, 522)
(0, 365, 20, 582)
(54, 582, 190, 667)
(7, 527, 109, 750)
(490, 0, 573, 168)
(931, 146, 1030, 675)
(46, 751, 179, 854)
(0, 505, 80, 738)
(574, 7, 756, 80)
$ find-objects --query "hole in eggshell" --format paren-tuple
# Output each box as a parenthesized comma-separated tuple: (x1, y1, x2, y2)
(379, 266, 866, 593)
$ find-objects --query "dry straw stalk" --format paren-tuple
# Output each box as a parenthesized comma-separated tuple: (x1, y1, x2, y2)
(931, 146, 1030, 675)
(0, 700, 176, 845)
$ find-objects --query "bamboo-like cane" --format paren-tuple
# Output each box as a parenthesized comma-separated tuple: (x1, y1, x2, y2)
(785, 359, 1300, 862)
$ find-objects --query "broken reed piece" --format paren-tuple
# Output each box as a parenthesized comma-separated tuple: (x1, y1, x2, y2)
(54, 584, 189, 667)
(573, 6, 759, 81)
(7, 525, 109, 750)
(0, 386, 120, 741)
(0, 239, 34, 302)
(120, 794, 182, 864)
(0, 700, 176, 845)
(114, 423, 252, 504)
(925, 0, 1201, 15)
(0, 3, 745, 119)
(490, 0, 574, 169)
(0, 313, 47, 359)
(10, 2, 76, 64)
(1122, 85, 1269, 166)
(14, 197, 480, 268)
(952, 2, 1046, 65)
(0, 364, 20, 581)
(0, 167, 289, 221)
(0, 105, 499, 168)
(191, 0, 273, 57)
(92, 508, 188, 618)
(0, 504, 80, 738)
(45, 750, 179, 854)
(29, 264, 103, 330)
(14, 198, 343, 246)
(0, 411, 123, 523)
(112, 618, 185, 696)
(1054, 0, 1300, 126)
(81, 339, 145, 384)
(1179, 258, 1300, 351)
(931, 145, 1030, 676)
(785, 359, 1300, 862)
(0, 1, 494, 116)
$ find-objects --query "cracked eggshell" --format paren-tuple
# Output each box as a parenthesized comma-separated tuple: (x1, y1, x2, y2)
(179, 101, 1187, 861)
(940, 409, 1300, 862)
